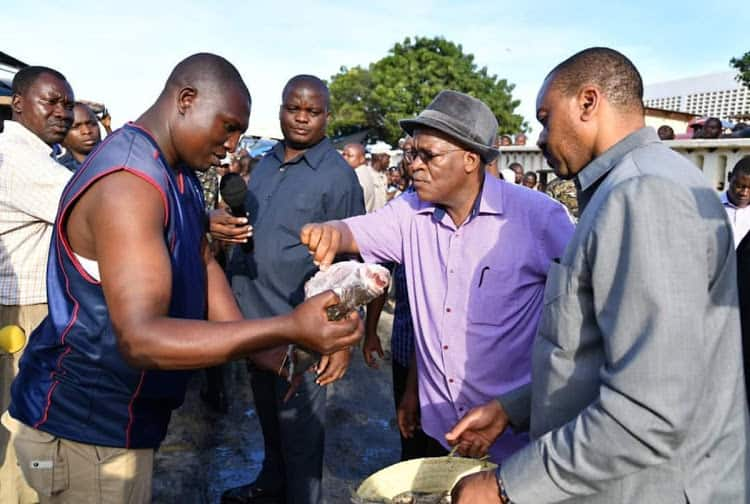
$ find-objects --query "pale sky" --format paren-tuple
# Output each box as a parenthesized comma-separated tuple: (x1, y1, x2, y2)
(4, 0, 748, 141)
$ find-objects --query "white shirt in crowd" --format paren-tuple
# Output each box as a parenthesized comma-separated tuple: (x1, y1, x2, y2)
(0, 121, 72, 305)
(721, 191, 750, 248)
(354, 163, 389, 213)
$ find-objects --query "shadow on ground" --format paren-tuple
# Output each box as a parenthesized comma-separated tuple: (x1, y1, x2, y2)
(152, 312, 400, 503)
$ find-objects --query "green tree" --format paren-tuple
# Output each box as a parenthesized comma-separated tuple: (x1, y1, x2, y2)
(730, 51, 750, 89)
(328, 36, 526, 145)
(328, 65, 375, 138)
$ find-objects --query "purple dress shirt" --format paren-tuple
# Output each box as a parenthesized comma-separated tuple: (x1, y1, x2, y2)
(344, 175, 574, 462)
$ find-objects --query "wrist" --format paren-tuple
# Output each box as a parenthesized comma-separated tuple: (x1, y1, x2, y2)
(277, 313, 299, 345)
(495, 466, 512, 504)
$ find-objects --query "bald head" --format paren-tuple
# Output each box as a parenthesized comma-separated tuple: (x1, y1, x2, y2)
(282, 75, 329, 111)
(342, 143, 366, 168)
(547, 47, 643, 114)
(164, 53, 251, 105)
(142, 53, 251, 171)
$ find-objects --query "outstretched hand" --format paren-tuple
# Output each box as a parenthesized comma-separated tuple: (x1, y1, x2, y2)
(290, 291, 363, 355)
(362, 332, 384, 369)
(209, 208, 253, 244)
(315, 347, 352, 386)
(445, 399, 509, 458)
(300, 223, 342, 267)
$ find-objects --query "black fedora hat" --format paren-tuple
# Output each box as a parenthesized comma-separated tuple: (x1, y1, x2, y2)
(399, 90, 500, 163)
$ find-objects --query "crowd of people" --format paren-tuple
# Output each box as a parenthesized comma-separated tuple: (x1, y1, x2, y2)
(656, 116, 750, 140)
(0, 45, 748, 504)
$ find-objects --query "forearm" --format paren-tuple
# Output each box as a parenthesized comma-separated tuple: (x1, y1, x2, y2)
(365, 292, 386, 340)
(205, 252, 243, 322)
(117, 315, 296, 370)
(405, 350, 418, 395)
(327, 219, 360, 255)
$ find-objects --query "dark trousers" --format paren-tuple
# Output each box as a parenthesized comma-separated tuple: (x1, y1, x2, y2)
(250, 366, 326, 504)
(391, 360, 448, 460)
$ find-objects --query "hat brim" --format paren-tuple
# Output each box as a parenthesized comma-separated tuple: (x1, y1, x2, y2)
(399, 116, 500, 163)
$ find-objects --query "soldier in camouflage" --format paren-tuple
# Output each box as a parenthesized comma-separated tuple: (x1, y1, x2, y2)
(545, 176, 579, 220)
(196, 165, 220, 212)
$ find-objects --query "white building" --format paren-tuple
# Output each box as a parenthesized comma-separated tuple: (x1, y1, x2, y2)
(644, 71, 750, 121)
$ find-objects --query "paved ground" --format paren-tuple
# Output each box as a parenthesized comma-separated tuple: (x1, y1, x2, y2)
(152, 311, 399, 503)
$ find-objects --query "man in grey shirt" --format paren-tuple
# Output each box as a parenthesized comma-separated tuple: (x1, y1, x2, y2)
(449, 47, 749, 503)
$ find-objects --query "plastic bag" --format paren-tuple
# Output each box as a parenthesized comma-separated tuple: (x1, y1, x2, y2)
(281, 262, 391, 383)
(304, 261, 391, 320)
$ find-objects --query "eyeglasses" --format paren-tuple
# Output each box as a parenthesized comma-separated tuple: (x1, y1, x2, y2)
(402, 148, 464, 165)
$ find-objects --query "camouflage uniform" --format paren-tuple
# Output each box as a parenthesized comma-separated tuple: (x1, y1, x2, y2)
(545, 177, 579, 219)
(195, 166, 219, 212)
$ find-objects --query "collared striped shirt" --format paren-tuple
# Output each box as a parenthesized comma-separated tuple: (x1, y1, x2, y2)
(0, 121, 72, 305)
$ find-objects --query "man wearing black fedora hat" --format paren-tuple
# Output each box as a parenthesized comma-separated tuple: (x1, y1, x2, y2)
(300, 90, 575, 463)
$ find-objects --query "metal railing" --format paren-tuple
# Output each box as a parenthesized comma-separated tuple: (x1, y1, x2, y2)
(498, 138, 750, 189)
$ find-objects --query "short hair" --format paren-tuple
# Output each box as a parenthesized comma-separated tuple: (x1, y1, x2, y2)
(509, 162, 523, 171)
(165, 53, 250, 105)
(524, 171, 537, 180)
(657, 125, 675, 140)
(732, 156, 750, 178)
(12, 66, 67, 95)
(705, 117, 722, 128)
(548, 47, 643, 113)
(282, 74, 329, 110)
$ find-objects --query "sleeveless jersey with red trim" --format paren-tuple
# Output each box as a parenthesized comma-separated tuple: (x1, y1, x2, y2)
(10, 124, 207, 449)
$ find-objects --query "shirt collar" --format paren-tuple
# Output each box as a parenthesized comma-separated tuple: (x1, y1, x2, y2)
(575, 127, 660, 193)
(416, 174, 503, 222)
(271, 137, 332, 170)
(1, 121, 55, 156)
(722, 191, 750, 210)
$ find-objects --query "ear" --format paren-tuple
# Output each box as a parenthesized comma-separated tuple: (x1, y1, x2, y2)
(463, 150, 481, 175)
(578, 85, 600, 122)
(176, 87, 197, 116)
(11, 93, 22, 116)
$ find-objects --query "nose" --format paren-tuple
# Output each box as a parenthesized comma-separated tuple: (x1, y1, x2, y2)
(52, 102, 68, 119)
(224, 132, 242, 153)
(294, 110, 309, 123)
(81, 123, 94, 136)
(408, 154, 425, 173)
(537, 130, 547, 150)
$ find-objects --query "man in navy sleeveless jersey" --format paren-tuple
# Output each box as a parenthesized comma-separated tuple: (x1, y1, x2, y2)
(4, 53, 361, 503)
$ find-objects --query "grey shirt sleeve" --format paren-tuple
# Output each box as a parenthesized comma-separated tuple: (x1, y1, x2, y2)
(497, 384, 532, 433)
(501, 175, 715, 502)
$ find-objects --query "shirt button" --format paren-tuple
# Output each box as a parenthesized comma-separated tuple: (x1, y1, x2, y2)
(449, 378, 454, 383)
(449, 269, 454, 274)
(443, 345, 449, 350)
(446, 307, 451, 313)
(459, 407, 465, 412)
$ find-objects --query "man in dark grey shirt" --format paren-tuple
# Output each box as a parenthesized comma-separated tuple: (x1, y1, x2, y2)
(450, 48, 749, 503)
(221, 75, 364, 504)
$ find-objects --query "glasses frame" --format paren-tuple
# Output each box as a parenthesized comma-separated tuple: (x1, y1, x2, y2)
(402, 148, 465, 166)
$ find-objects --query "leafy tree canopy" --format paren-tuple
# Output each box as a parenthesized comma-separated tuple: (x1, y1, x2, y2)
(329, 36, 526, 145)
(731, 51, 750, 89)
